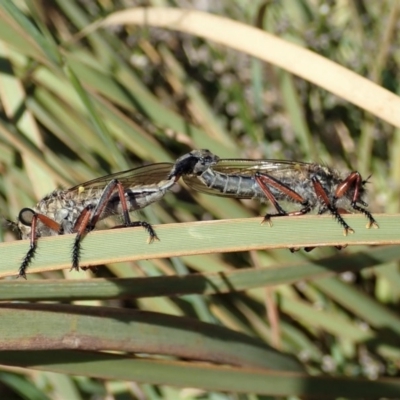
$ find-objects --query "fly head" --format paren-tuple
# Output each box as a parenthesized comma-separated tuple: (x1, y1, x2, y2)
(168, 149, 220, 179)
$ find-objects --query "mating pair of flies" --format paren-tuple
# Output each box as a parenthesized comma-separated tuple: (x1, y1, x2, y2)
(13, 149, 378, 278)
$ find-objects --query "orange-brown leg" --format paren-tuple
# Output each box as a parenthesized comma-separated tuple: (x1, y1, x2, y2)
(18, 208, 62, 278)
(255, 173, 312, 225)
(89, 180, 158, 241)
(70, 179, 157, 271)
(334, 172, 378, 229)
(311, 176, 354, 235)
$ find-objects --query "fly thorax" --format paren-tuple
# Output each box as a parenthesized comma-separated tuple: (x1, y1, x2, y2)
(54, 208, 69, 222)
(53, 208, 75, 234)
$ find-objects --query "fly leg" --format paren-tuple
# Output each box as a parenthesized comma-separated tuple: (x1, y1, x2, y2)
(70, 179, 157, 271)
(70, 206, 93, 271)
(108, 181, 158, 243)
(255, 173, 313, 253)
(255, 172, 312, 226)
(17, 208, 62, 278)
(311, 176, 354, 235)
(334, 172, 378, 229)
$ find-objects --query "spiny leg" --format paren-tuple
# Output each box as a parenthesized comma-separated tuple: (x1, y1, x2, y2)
(18, 213, 38, 279)
(71, 207, 93, 271)
(311, 176, 354, 235)
(70, 179, 158, 271)
(255, 173, 313, 253)
(17, 208, 62, 278)
(112, 180, 159, 242)
(113, 220, 159, 243)
(335, 171, 378, 229)
(86, 179, 157, 241)
(351, 202, 378, 229)
(70, 178, 125, 271)
(255, 173, 312, 226)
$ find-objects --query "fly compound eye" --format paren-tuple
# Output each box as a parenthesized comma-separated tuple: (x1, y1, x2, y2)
(18, 208, 36, 226)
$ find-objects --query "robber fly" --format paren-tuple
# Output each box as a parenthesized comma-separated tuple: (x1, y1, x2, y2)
(15, 162, 181, 278)
(170, 149, 378, 238)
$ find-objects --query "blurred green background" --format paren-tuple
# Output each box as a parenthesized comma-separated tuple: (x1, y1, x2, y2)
(0, 1, 400, 399)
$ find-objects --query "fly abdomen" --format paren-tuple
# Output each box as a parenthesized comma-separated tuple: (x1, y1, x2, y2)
(103, 179, 176, 217)
(200, 169, 258, 197)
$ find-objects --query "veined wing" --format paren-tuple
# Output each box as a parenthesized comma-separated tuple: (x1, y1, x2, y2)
(182, 158, 312, 198)
(212, 159, 312, 174)
(67, 162, 174, 192)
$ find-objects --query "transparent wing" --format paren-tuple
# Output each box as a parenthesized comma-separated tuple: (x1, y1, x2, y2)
(210, 159, 310, 174)
(182, 175, 235, 197)
(182, 159, 312, 198)
(67, 163, 174, 192)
